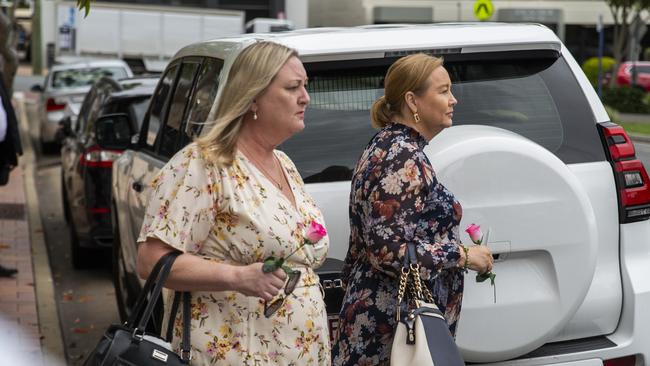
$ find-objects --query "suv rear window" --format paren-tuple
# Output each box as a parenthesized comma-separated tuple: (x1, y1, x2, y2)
(279, 53, 605, 183)
(52, 67, 129, 89)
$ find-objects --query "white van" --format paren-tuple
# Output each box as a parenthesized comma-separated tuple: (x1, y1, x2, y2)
(104, 23, 650, 364)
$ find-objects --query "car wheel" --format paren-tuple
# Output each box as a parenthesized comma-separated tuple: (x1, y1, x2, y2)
(61, 173, 70, 223)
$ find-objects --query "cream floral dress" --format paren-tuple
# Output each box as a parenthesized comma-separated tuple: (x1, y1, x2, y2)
(137, 143, 331, 365)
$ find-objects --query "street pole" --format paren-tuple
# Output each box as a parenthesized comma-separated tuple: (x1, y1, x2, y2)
(32, 0, 43, 75)
(597, 14, 604, 98)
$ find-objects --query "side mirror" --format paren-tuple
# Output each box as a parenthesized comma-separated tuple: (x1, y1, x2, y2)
(30, 84, 43, 93)
(55, 116, 73, 143)
(95, 113, 133, 150)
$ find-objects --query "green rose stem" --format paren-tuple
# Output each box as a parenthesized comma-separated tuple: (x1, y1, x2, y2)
(262, 241, 312, 274)
(465, 225, 497, 304)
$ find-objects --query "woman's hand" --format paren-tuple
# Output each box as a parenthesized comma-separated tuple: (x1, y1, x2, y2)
(233, 263, 287, 301)
(465, 245, 494, 274)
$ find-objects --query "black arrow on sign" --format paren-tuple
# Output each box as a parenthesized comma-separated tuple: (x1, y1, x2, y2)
(477, 3, 489, 16)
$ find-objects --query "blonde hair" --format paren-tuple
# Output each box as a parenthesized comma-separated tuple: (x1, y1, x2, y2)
(371, 53, 444, 129)
(196, 41, 298, 166)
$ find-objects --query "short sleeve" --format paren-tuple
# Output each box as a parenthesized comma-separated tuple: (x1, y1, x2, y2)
(137, 144, 217, 253)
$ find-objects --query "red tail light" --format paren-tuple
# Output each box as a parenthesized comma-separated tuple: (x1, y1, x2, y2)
(604, 355, 636, 366)
(45, 98, 66, 112)
(79, 145, 122, 168)
(88, 207, 109, 214)
(600, 122, 650, 222)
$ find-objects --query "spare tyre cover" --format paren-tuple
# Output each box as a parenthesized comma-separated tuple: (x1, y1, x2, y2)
(423, 125, 598, 362)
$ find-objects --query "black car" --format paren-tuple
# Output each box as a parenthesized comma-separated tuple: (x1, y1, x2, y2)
(60, 76, 158, 269)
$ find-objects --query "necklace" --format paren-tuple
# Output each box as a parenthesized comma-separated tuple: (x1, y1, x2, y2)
(240, 145, 284, 190)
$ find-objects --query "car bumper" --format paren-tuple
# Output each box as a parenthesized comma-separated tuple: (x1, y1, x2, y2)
(485, 220, 650, 365)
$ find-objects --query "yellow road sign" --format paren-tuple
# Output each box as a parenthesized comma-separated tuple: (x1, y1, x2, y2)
(474, 0, 494, 21)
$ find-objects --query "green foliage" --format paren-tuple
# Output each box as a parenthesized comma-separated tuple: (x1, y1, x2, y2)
(604, 104, 622, 124)
(602, 86, 650, 114)
(581, 57, 615, 86)
(76, 0, 92, 17)
(620, 122, 650, 135)
(645, 47, 650, 61)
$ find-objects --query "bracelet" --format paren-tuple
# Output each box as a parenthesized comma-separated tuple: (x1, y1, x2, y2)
(462, 245, 470, 273)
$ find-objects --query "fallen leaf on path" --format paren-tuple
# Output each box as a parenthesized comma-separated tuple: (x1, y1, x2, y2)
(77, 295, 93, 303)
(0, 244, 11, 250)
(62, 290, 74, 302)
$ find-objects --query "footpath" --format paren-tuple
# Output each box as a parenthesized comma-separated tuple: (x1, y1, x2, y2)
(0, 86, 65, 364)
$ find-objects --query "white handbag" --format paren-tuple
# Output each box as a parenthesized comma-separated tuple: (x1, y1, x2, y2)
(390, 243, 465, 366)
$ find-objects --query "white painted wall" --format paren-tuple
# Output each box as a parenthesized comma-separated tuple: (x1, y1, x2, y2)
(311, 0, 622, 26)
(286, 0, 308, 29)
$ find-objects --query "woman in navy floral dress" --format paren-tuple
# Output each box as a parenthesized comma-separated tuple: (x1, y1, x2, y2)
(331, 54, 494, 365)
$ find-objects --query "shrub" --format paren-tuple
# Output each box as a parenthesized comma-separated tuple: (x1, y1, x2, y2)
(602, 86, 650, 114)
(603, 105, 621, 124)
(582, 56, 615, 86)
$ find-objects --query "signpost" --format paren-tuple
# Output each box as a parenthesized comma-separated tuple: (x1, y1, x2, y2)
(474, 0, 494, 21)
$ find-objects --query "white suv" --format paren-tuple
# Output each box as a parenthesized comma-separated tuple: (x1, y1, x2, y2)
(102, 23, 650, 364)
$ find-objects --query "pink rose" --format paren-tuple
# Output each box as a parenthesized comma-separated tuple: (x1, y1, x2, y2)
(305, 221, 327, 244)
(465, 223, 482, 244)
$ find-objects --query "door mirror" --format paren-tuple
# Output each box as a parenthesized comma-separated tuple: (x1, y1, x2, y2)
(30, 84, 44, 93)
(95, 113, 133, 150)
(55, 116, 73, 143)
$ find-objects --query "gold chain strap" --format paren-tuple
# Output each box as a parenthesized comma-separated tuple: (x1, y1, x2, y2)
(410, 263, 435, 304)
(396, 266, 410, 321)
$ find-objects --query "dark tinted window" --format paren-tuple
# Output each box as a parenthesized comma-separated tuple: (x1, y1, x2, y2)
(84, 85, 116, 134)
(75, 87, 97, 134)
(145, 65, 179, 150)
(104, 96, 152, 131)
(280, 54, 605, 183)
(158, 62, 200, 158)
(185, 58, 224, 140)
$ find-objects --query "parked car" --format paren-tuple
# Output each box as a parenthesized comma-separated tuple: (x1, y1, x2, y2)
(101, 24, 650, 363)
(32, 59, 133, 152)
(616, 61, 650, 91)
(60, 76, 157, 269)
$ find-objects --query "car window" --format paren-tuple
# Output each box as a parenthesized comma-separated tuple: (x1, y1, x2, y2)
(51, 67, 129, 89)
(144, 64, 179, 150)
(84, 84, 119, 134)
(104, 96, 152, 131)
(75, 87, 97, 134)
(628, 65, 650, 74)
(130, 98, 151, 129)
(185, 57, 224, 140)
(280, 54, 605, 183)
(158, 62, 200, 158)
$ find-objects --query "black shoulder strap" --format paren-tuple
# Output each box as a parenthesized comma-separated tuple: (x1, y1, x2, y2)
(126, 250, 181, 327)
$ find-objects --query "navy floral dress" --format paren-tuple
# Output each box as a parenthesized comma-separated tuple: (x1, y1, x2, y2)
(331, 122, 465, 366)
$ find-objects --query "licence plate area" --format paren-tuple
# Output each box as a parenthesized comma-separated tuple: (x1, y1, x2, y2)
(316, 258, 345, 342)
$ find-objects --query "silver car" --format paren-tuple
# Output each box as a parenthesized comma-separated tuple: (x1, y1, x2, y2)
(33, 59, 133, 150)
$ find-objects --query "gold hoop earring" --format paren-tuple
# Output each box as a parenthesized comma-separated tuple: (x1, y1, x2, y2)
(253, 111, 258, 120)
(413, 112, 421, 124)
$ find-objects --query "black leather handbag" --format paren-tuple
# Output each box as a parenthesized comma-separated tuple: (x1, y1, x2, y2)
(84, 251, 192, 366)
(390, 243, 465, 366)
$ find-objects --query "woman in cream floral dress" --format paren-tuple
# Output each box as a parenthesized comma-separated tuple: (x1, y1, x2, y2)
(137, 42, 330, 365)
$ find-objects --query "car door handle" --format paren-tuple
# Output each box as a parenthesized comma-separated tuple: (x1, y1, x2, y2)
(132, 181, 143, 192)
